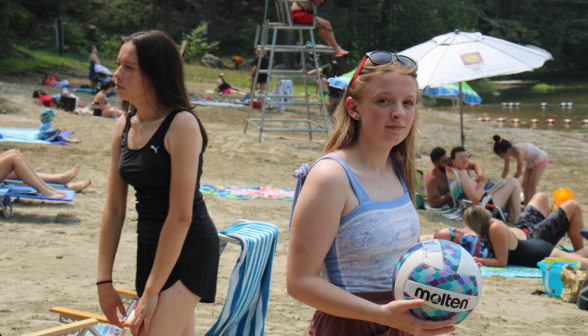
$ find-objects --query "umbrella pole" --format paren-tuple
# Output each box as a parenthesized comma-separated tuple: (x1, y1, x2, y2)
(459, 82, 465, 147)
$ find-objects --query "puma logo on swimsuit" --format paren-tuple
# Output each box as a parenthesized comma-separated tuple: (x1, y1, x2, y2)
(151, 145, 158, 153)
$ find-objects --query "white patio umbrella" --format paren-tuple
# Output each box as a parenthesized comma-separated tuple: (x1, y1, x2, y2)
(400, 30, 553, 146)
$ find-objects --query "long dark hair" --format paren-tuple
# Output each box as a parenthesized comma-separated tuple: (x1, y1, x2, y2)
(120, 30, 208, 150)
(492, 135, 511, 155)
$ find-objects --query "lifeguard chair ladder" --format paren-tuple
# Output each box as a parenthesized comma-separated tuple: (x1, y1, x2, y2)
(244, 0, 334, 142)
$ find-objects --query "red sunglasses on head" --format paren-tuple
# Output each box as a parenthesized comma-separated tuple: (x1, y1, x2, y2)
(348, 51, 417, 91)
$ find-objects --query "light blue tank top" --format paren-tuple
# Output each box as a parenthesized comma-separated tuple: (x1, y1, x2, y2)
(291, 155, 420, 292)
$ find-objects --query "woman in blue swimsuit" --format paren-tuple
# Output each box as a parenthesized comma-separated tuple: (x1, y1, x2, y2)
(287, 52, 454, 335)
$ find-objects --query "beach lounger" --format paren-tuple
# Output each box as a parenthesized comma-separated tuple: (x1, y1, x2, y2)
(0, 186, 75, 219)
(22, 318, 100, 336)
(443, 166, 506, 221)
(49, 220, 278, 336)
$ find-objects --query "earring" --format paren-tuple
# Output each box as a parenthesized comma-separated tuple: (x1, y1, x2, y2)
(355, 114, 360, 119)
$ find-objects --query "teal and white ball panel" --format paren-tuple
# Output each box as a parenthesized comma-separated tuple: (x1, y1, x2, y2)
(392, 239, 483, 324)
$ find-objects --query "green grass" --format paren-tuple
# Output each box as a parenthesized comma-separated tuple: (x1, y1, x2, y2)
(0, 47, 318, 96)
(0, 46, 85, 74)
(184, 63, 318, 96)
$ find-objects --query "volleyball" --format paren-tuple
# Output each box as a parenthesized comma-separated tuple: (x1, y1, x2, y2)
(392, 239, 483, 324)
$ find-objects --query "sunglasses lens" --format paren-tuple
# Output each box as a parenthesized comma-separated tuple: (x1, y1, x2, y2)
(397, 55, 417, 68)
(369, 52, 393, 65)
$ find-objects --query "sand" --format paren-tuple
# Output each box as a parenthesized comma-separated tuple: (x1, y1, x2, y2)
(0, 69, 587, 335)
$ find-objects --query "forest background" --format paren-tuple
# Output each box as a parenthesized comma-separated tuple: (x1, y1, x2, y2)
(0, 0, 588, 73)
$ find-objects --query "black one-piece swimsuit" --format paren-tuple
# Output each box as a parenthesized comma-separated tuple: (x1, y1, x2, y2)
(118, 110, 219, 302)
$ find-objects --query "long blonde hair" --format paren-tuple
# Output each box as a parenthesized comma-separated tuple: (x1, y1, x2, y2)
(463, 205, 494, 252)
(323, 59, 420, 205)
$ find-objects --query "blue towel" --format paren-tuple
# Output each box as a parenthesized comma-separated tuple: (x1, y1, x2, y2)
(0, 128, 73, 145)
(206, 220, 278, 336)
(0, 186, 75, 201)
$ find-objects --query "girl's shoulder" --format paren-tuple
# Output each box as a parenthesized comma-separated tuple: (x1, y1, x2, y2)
(307, 154, 352, 191)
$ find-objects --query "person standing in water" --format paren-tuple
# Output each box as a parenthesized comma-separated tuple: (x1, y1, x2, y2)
(492, 135, 548, 206)
(97, 30, 219, 336)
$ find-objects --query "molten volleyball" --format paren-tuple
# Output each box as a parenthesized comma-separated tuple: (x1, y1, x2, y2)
(392, 239, 483, 324)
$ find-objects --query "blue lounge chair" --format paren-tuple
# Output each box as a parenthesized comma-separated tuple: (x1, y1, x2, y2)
(0, 185, 75, 219)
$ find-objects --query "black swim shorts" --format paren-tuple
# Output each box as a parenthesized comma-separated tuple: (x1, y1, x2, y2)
(516, 206, 569, 245)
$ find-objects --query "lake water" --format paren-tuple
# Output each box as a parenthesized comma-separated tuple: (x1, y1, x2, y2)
(422, 77, 588, 133)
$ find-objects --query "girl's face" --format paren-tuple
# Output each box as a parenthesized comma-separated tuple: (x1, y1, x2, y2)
(113, 42, 152, 104)
(348, 71, 417, 148)
(451, 151, 469, 169)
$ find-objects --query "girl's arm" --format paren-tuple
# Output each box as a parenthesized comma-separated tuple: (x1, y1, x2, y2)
(475, 222, 510, 267)
(513, 150, 525, 179)
(97, 117, 130, 328)
(456, 169, 485, 201)
(501, 156, 510, 179)
(130, 112, 202, 335)
(287, 159, 454, 335)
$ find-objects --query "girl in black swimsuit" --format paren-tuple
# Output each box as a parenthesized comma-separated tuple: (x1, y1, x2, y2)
(463, 205, 588, 270)
(97, 30, 218, 336)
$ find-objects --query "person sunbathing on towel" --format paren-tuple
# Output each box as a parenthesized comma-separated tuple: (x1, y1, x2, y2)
(463, 205, 588, 269)
(0, 149, 91, 196)
(214, 73, 246, 96)
(291, 0, 348, 56)
(426, 147, 485, 208)
(92, 82, 124, 118)
(422, 192, 585, 254)
(447, 146, 522, 222)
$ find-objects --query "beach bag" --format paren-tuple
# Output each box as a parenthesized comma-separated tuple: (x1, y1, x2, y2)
(61, 96, 77, 112)
(43, 75, 56, 86)
(560, 264, 586, 303)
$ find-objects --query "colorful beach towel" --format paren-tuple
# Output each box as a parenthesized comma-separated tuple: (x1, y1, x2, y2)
(480, 265, 542, 278)
(200, 184, 294, 200)
(0, 128, 73, 145)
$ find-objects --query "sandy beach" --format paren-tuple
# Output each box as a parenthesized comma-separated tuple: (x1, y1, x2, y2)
(1, 69, 587, 335)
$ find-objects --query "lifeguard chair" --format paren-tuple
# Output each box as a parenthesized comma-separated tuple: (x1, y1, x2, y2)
(245, 0, 336, 142)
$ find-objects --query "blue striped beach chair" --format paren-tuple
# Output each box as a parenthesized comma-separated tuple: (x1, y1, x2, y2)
(48, 220, 278, 336)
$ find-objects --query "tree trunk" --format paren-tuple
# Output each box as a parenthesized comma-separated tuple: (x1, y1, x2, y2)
(152, 0, 158, 29)
(208, 0, 217, 43)
(184, 0, 191, 33)
(510, 0, 515, 20)
(326, 0, 334, 19)
(351, 0, 359, 28)
(165, 0, 171, 32)
(3, 0, 10, 33)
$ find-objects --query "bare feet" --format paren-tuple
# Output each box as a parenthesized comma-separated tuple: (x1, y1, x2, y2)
(67, 179, 92, 193)
(334, 47, 349, 56)
(41, 189, 67, 198)
(60, 164, 80, 184)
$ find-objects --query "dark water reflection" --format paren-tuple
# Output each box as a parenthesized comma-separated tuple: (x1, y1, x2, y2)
(423, 78, 588, 133)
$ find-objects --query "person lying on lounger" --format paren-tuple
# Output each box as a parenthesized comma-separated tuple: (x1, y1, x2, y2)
(1, 149, 91, 197)
(463, 205, 588, 270)
(92, 82, 124, 118)
(447, 146, 522, 222)
(214, 73, 246, 96)
(36, 108, 81, 144)
(421, 192, 585, 251)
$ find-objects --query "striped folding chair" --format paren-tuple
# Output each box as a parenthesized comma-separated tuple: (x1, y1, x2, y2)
(48, 220, 279, 336)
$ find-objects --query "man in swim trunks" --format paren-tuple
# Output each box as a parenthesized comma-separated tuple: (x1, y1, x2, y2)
(425, 147, 485, 208)
(214, 73, 246, 96)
